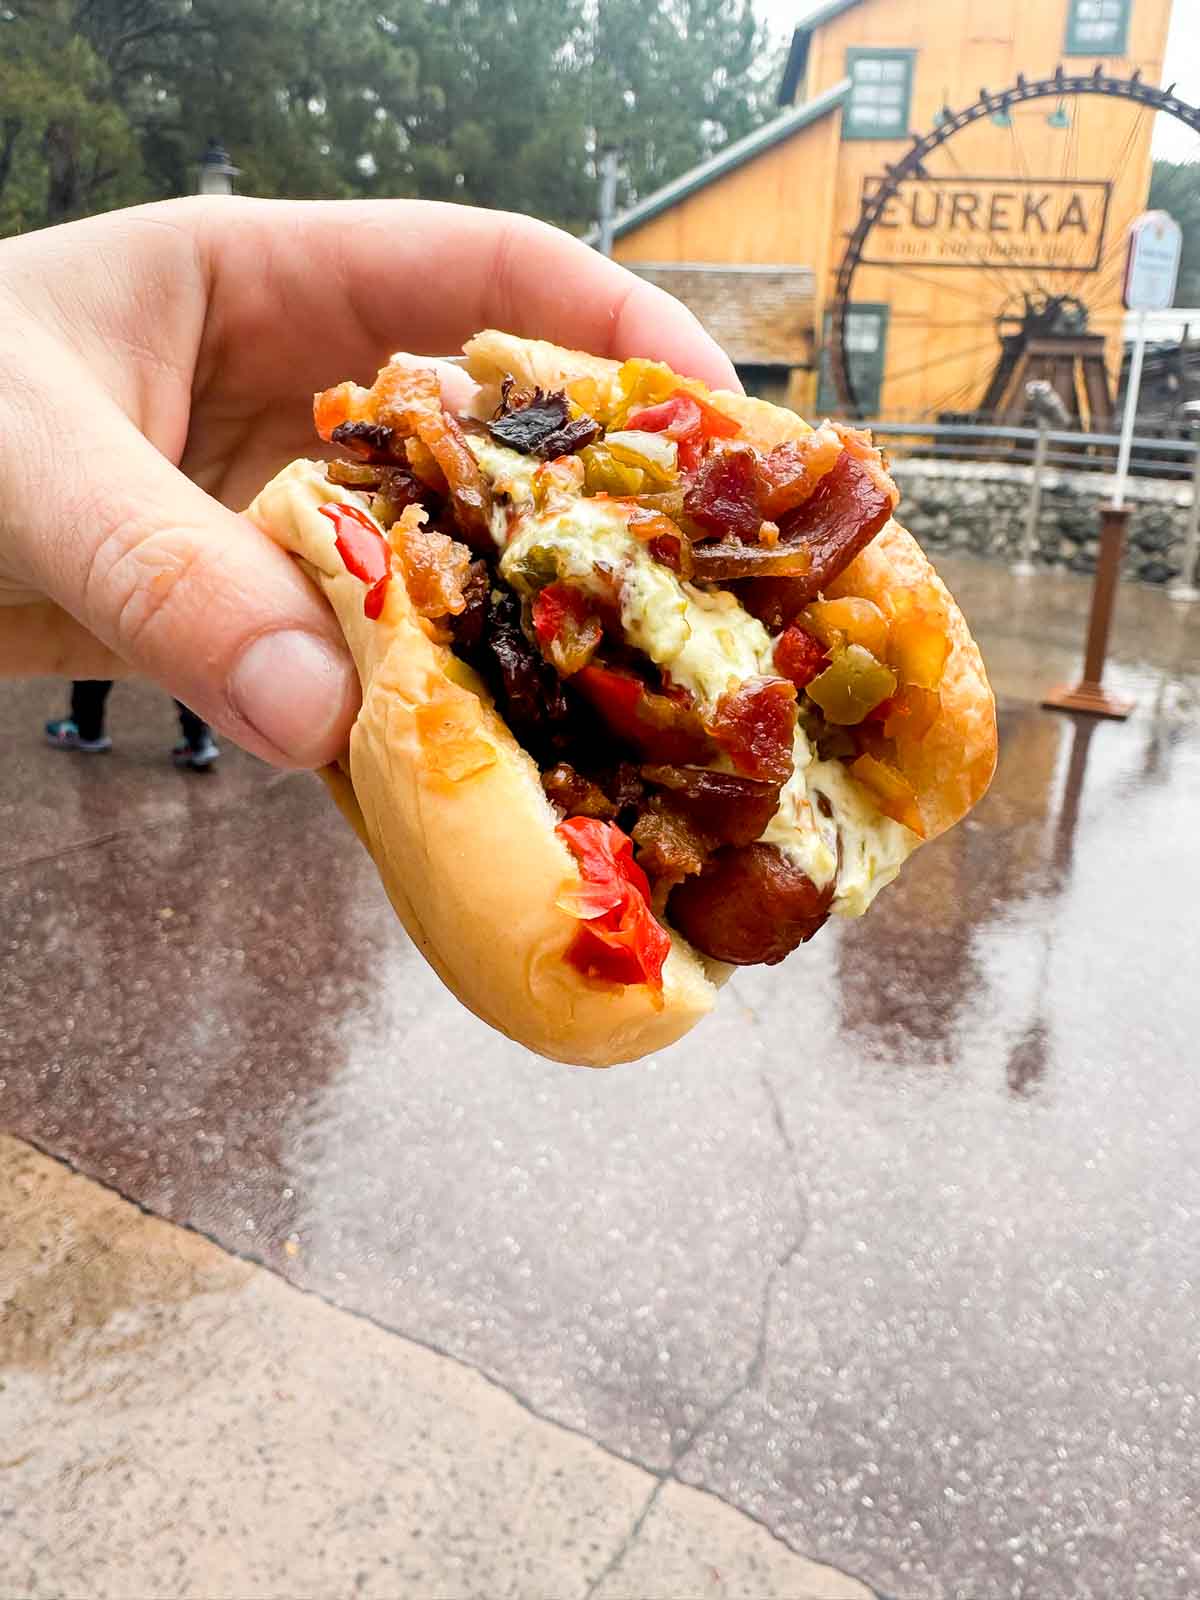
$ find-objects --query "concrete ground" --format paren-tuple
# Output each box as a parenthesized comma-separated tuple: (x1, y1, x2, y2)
(3, 554, 1200, 1599)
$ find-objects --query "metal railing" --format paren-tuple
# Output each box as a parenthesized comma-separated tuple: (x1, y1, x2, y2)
(857, 418, 1199, 479)
(846, 417, 1200, 600)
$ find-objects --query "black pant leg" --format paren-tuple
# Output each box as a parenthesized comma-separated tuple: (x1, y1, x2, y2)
(70, 681, 114, 743)
(175, 702, 210, 748)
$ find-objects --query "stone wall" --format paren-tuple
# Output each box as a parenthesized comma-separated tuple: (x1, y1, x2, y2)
(890, 457, 1200, 588)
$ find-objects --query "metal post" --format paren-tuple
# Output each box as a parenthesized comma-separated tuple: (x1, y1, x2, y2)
(1013, 422, 1049, 577)
(1112, 307, 1147, 511)
(1167, 425, 1200, 603)
(597, 149, 619, 258)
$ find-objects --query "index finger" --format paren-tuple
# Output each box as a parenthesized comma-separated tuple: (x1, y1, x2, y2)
(195, 197, 743, 396)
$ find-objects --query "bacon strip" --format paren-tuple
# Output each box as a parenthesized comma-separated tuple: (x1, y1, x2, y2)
(706, 676, 796, 784)
(735, 452, 896, 627)
(389, 508, 473, 619)
(320, 364, 494, 550)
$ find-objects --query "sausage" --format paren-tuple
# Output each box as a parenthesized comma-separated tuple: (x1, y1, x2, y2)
(667, 842, 833, 965)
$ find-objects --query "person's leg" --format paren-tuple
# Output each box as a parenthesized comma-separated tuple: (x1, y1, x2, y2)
(45, 681, 114, 752)
(172, 701, 220, 769)
(175, 701, 208, 746)
(71, 681, 114, 742)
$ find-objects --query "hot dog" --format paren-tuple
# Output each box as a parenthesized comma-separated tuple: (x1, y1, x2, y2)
(246, 331, 996, 1066)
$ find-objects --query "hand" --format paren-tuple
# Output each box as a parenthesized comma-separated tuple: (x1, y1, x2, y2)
(0, 197, 739, 767)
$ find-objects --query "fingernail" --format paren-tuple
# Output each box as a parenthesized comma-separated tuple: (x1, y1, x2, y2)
(230, 630, 358, 766)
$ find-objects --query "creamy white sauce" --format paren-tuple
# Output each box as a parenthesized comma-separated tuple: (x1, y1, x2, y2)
(808, 754, 915, 916)
(761, 727, 916, 912)
(467, 436, 918, 916)
(759, 728, 839, 891)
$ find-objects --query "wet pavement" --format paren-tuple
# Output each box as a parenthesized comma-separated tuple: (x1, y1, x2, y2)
(3, 1136, 864, 1599)
(3, 556, 1200, 1598)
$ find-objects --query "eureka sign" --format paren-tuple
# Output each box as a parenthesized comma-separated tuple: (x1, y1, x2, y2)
(859, 177, 1111, 272)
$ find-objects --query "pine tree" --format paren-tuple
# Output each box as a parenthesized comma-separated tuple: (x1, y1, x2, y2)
(0, 0, 781, 236)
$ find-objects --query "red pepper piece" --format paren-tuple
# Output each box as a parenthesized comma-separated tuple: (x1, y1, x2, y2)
(628, 390, 740, 441)
(774, 625, 829, 690)
(532, 582, 576, 646)
(531, 583, 604, 676)
(573, 664, 714, 766)
(626, 389, 738, 473)
(319, 502, 391, 619)
(555, 816, 669, 991)
(688, 391, 742, 440)
(364, 575, 389, 620)
(625, 393, 700, 435)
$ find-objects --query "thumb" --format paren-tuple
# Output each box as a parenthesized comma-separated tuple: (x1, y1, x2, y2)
(10, 402, 359, 769)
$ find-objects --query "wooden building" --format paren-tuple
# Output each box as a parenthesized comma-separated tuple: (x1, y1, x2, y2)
(606, 0, 1177, 423)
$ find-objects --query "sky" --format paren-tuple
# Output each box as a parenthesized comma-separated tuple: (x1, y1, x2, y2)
(754, 0, 1200, 162)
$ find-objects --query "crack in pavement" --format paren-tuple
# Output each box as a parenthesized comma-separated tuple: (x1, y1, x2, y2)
(582, 1478, 664, 1600)
(586, 1068, 883, 1595)
(658, 1068, 809, 1472)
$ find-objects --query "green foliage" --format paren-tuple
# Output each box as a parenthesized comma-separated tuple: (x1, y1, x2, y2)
(1148, 159, 1200, 306)
(584, 0, 777, 209)
(0, 0, 781, 237)
(0, 2, 148, 232)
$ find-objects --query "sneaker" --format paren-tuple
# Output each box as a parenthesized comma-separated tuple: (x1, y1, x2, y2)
(45, 718, 112, 753)
(172, 734, 220, 771)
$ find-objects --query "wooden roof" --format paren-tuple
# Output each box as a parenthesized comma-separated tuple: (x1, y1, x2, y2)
(589, 79, 850, 246)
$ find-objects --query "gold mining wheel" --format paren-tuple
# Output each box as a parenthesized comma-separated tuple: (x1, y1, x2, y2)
(830, 68, 1200, 425)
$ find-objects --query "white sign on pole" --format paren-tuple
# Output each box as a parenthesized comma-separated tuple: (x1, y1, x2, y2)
(1122, 210, 1182, 312)
(1113, 212, 1182, 509)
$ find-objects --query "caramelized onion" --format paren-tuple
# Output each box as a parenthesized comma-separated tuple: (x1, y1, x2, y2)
(631, 798, 710, 883)
(390, 512, 473, 619)
(641, 765, 781, 848)
(690, 540, 814, 582)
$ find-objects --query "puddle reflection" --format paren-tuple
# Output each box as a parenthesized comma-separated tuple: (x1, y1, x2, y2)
(833, 693, 1194, 1094)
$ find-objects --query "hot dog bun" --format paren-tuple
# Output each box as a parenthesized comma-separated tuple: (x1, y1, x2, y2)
(246, 333, 996, 1067)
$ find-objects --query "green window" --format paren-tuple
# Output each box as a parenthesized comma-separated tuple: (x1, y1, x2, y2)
(842, 50, 914, 141)
(817, 304, 889, 417)
(1065, 0, 1130, 55)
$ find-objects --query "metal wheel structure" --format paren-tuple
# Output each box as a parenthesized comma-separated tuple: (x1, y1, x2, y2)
(830, 68, 1200, 423)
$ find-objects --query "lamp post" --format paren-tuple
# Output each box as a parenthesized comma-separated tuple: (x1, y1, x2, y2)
(197, 138, 239, 197)
(597, 147, 619, 258)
